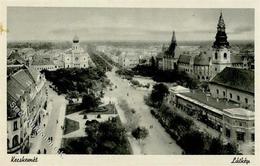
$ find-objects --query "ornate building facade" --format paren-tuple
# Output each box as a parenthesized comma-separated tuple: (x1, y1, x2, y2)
(7, 67, 47, 153)
(63, 35, 90, 68)
(156, 12, 254, 82)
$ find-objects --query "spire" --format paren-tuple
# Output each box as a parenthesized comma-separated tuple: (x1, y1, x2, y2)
(213, 11, 230, 49)
(217, 11, 225, 30)
(165, 30, 177, 57)
(171, 31, 176, 43)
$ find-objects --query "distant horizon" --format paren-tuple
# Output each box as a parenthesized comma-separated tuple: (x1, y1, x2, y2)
(8, 8, 254, 42)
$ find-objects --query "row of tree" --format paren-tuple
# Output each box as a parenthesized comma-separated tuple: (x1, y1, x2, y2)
(151, 104, 239, 154)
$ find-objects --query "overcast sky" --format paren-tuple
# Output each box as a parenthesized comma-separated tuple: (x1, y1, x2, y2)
(7, 7, 254, 41)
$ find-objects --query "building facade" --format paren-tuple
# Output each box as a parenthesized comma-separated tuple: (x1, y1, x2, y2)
(63, 35, 90, 68)
(156, 12, 254, 82)
(7, 67, 47, 154)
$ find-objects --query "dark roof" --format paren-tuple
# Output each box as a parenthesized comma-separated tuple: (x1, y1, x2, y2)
(210, 67, 254, 94)
(194, 52, 211, 66)
(231, 54, 243, 64)
(178, 54, 191, 64)
(180, 90, 240, 110)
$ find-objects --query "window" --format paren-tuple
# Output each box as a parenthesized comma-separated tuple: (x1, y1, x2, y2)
(251, 133, 255, 142)
(206, 76, 209, 80)
(226, 128, 231, 138)
(223, 91, 226, 97)
(216, 89, 219, 94)
(237, 95, 240, 101)
(13, 121, 18, 131)
(215, 52, 218, 59)
(224, 53, 227, 59)
(202, 76, 205, 80)
(236, 131, 245, 142)
(229, 93, 232, 99)
(198, 76, 200, 79)
(215, 67, 217, 71)
(245, 98, 248, 104)
(12, 135, 19, 147)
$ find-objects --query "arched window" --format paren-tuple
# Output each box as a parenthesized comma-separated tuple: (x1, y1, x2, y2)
(12, 135, 19, 147)
(215, 52, 218, 59)
(224, 53, 227, 59)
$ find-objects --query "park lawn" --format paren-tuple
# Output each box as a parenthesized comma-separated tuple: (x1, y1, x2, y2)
(64, 117, 80, 135)
(66, 103, 82, 115)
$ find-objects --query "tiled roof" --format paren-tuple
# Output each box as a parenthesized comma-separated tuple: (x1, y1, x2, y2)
(7, 67, 42, 118)
(12, 70, 34, 89)
(210, 67, 254, 94)
(179, 90, 240, 110)
(178, 54, 191, 64)
(194, 52, 211, 66)
(231, 54, 243, 64)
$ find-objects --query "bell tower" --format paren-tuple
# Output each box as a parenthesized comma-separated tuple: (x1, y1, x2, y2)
(211, 12, 231, 78)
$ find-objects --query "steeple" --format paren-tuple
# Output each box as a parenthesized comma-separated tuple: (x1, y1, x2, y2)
(213, 11, 230, 49)
(171, 31, 176, 43)
(166, 30, 177, 57)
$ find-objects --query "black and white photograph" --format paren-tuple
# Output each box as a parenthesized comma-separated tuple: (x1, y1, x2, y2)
(6, 6, 255, 157)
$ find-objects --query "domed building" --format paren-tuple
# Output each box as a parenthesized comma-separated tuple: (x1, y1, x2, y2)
(63, 35, 90, 68)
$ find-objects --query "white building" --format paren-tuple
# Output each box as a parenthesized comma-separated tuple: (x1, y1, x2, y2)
(63, 35, 90, 68)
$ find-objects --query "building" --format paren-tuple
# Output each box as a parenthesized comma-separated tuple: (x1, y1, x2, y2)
(157, 31, 179, 70)
(63, 35, 90, 68)
(28, 35, 92, 71)
(209, 67, 254, 110)
(7, 67, 47, 154)
(156, 12, 254, 81)
(169, 67, 254, 146)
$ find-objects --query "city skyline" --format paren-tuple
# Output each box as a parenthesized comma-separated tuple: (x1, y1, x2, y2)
(7, 8, 254, 41)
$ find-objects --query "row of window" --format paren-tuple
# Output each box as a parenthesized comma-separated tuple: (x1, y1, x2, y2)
(225, 129, 254, 142)
(216, 89, 248, 104)
(198, 75, 209, 80)
(215, 52, 227, 60)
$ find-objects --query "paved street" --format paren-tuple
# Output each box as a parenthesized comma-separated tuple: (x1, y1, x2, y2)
(104, 67, 183, 154)
(29, 83, 67, 154)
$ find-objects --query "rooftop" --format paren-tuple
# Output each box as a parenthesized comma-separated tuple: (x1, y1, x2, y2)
(210, 67, 254, 94)
(179, 90, 240, 110)
(223, 108, 254, 120)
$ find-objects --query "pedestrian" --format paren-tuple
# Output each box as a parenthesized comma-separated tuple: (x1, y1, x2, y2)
(44, 148, 47, 154)
(43, 124, 45, 127)
(56, 120, 58, 124)
(37, 149, 41, 154)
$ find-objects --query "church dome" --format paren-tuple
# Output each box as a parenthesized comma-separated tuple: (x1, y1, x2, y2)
(73, 35, 79, 43)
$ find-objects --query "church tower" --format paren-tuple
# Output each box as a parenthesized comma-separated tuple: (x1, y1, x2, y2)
(211, 12, 232, 78)
(72, 35, 80, 50)
(163, 31, 177, 70)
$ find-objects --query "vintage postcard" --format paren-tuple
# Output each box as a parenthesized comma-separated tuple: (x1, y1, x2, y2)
(0, 0, 259, 165)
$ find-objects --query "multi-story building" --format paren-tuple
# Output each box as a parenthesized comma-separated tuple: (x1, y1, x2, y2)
(169, 67, 254, 146)
(62, 35, 90, 68)
(7, 67, 47, 154)
(209, 67, 254, 110)
(27, 35, 91, 71)
(156, 12, 254, 81)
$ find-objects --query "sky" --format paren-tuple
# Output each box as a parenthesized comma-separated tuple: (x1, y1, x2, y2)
(7, 7, 254, 42)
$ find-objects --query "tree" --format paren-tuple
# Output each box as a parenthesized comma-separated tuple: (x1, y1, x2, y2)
(131, 127, 149, 140)
(150, 83, 169, 107)
(208, 138, 223, 154)
(150, 56, 156, 68)
(81, 93, 101, 111)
